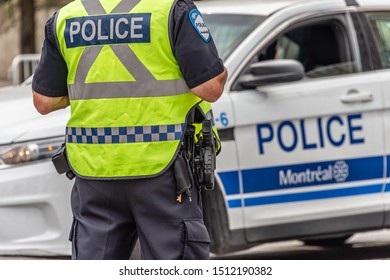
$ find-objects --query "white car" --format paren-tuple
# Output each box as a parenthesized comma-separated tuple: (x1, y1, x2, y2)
(0, 85, 71, 255)
(1, 0, 390, 256)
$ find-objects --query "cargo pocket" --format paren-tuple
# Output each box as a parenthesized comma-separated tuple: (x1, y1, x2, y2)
(68, 218, 78, 260)
(181, 218, 211, 260)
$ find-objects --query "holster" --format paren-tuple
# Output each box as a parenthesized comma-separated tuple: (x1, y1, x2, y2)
(51, 143, 75, 180)
(180, 120, 217, 191)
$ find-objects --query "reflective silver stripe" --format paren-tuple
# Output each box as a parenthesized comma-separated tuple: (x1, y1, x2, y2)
(70, 46, 103, 100)
(205, 109, 216, 126)
(81, 0, 142, 15)
(205, 109, 213, 120)
(81, 0, 106, 14)
(110, 45, 155, 82)
(69, 79, 190, 99)
(67, 0, 188, 100)
(81, 0, 142, 16)
(111, 0, 141, 13)
(66, 123, 184, 144)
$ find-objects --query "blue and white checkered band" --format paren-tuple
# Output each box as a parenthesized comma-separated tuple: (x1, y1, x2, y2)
(66, 124, 184, 144)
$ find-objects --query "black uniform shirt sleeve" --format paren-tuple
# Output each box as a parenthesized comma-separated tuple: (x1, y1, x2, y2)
(32, 12, 68, 97)
(171, 0, 225, 89)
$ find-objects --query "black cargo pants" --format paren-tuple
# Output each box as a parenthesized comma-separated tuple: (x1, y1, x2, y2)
(68, 166, 210, 260)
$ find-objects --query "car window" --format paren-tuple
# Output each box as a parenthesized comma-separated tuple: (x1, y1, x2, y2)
(257, 19, 357, 79)
(365, 12, 390, 69)
(204, 14, 264, 60)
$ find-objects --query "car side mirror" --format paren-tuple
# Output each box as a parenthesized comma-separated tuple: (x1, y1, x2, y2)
(238, 59, 305, 89)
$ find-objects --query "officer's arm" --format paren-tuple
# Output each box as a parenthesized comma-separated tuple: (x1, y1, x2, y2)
(190, 67, 227, 103)
(33, 90, 69, 115)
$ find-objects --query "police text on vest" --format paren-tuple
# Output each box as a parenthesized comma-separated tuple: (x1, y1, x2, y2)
(64, 14, 151, 48)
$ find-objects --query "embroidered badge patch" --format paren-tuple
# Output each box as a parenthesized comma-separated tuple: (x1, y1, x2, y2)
(189, 9, 210, 42)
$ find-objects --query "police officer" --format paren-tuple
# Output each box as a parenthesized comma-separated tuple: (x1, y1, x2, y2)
(32, 0, 227, 260)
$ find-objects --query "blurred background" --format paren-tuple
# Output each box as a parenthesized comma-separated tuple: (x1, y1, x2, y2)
(1, 0, 390, 261)
(0, 0, 71, 87)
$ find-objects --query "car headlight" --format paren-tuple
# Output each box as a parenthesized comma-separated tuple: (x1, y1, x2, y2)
(0, 136, 64, 168)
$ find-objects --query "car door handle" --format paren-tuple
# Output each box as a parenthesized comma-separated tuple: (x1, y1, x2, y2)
(341, 90, 374, 103)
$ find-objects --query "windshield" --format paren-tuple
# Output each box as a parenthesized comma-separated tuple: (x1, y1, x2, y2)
(203, 14, 264, 60)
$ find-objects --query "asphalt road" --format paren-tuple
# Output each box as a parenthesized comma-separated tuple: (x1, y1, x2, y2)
(1, 229, 390, 260)
(213, 229, 390, 260)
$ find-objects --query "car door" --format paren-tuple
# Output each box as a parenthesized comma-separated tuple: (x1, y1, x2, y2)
(363, 10, 390, 227)
(228, 12, 386, 242)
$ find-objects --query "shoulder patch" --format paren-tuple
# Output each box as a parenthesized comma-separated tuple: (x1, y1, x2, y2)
(188, 9, 210, 43)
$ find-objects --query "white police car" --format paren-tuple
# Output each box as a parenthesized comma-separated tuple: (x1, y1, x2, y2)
(1, 0, 390, 256)
(198, 0, 390, 253)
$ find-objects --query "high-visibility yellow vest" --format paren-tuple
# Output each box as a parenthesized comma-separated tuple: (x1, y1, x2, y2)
(55, 0, 219, 179)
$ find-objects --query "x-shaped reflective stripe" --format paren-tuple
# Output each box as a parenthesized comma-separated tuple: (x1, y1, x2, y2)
(68, 0, 190, 100)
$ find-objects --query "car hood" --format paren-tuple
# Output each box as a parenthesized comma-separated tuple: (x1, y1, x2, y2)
(0, 86, 69, 145)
